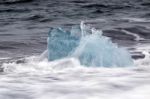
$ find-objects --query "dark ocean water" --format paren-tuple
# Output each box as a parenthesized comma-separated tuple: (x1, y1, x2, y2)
(0, 0, 150, 99)
(0, 0, 150, 59)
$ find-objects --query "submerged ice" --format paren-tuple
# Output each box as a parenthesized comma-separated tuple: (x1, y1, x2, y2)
(47, 22, 133, 67)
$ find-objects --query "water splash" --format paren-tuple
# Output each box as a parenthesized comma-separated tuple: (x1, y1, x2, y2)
(47, 22, 133, 67)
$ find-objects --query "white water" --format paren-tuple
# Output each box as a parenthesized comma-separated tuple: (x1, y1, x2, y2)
(0, 45, 150, 99)
(0, 23, 150, 99)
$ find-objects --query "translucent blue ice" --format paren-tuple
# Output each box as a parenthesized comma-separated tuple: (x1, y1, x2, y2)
(48, 27, 80, 61)
(47, 22, 133, 67)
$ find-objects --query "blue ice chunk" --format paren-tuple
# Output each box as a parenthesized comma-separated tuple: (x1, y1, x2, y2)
(47, 23, 133, 67)
(71, 29, 133, 67)
(48, 27, 79, 61)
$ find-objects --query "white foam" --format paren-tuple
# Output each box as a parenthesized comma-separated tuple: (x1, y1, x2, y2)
(0, 53, 149, 99)
(133, 44, 150, 66)
(0, 42, 150, 99)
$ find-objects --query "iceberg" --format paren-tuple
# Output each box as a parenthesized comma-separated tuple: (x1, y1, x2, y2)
(47, 22, 133, 67)
(47, 27, 80, 61)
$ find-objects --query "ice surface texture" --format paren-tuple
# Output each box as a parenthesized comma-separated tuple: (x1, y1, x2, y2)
(47, 22, 133, 67)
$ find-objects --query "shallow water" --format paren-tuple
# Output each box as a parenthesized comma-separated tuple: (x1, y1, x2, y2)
(0, 0, 150, 99)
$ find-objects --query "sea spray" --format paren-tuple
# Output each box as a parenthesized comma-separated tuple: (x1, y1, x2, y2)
(47, 22, 133, 67)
